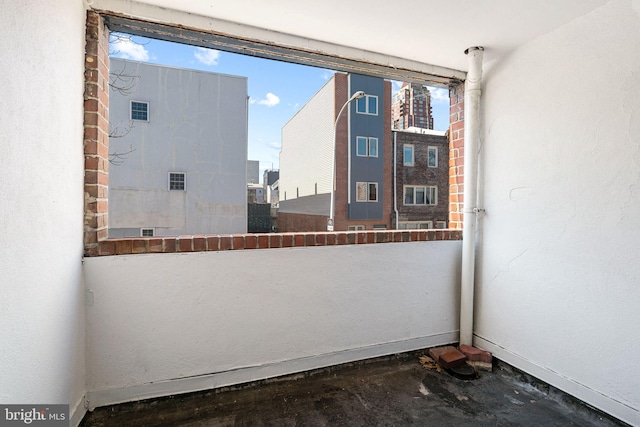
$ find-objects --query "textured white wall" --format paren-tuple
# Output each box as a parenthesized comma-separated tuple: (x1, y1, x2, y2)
(280, 78, 335, 205)
(84, 241, 461, 408)
(476, 1, 640, 424)
(3, 0, 632, 424)
(0, 0, 87, 424)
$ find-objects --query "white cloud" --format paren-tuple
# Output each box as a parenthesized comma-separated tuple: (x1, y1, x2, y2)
(194, 47, 220, 66)
(112, 37, 150, 61)
(254, 93, 280, 107)
(391, 80, 404, 93)
(321, 70, 334, 80)
(269, 141, 282, 150)
(428, 86, 449, 103)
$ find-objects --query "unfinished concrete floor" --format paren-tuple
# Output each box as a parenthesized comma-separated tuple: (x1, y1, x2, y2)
(82, 352, 626, 426)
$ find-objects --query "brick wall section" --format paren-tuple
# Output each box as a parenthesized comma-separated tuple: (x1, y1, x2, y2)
(449, 83, 465, 229)
(279, 212, 391, 232)
(380, 80, 393, 229)
(278, 212, 328, 232)
(87, 229, 462, 256)
(333, 73, 349, 231)
(394, 131, 449, 226)
(84, 11, 110, 255)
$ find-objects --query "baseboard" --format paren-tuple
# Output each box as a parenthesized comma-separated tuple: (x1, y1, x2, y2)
(70, 394, 86, 427)
(87, 331, 458, 410)
(474, 335, 639, 426)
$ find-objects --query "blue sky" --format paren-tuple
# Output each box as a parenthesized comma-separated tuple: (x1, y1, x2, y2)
(110, 35, 450, 180)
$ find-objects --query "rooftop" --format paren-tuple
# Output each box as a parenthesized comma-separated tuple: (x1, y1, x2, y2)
(80, 351, 625, 426)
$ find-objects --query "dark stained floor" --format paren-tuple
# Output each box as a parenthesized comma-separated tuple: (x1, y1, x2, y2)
(81, 352, 627, 426)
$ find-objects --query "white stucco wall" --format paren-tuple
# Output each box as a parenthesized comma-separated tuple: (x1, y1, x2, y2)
(475, 1, 640, 424)
(84, 241, 461, 408)
(5, 0, 635, 424)
(0, 0, 87, 424)
(280, 77, 335, 207)
(108, 59, 248, 236)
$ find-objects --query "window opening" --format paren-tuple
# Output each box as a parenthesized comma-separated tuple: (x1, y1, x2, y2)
(169, 172, 186, 191)
(428, 146, 438, 168)
(130, 101, 149, 121)
(398, 221, 433, 230)
(404, 185, 437, 205)
(87, 15, 455, 245)
(348, 225, 365, 231)
(356, 95, 378, 115)
(141, 228, 154, 237)
(404, 145, 414, 166)
(356, 136, 378, 157)
(356, 182, 378, 202)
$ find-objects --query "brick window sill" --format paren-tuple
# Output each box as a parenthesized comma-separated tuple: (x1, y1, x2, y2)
(85, 230, 462, 257)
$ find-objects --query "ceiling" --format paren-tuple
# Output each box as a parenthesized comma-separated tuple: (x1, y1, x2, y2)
(131, 0, 609, 71)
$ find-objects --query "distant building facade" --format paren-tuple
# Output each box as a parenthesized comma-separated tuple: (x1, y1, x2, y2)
(108, 58, 248, 237)
(391, 82, 434, 130)
(393, 128, 449, 229)
(279, 73, 392, 231)
(263, 170, 279, 207)
(247, 184, 265, 204)
(247, 160, 260, 184)
(247, 169, 279, 232)
(263, 169, 279, 188)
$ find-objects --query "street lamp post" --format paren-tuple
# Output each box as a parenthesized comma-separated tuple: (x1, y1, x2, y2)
(328, 90, 366, 231)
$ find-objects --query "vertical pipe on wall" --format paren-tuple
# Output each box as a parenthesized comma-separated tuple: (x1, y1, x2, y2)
(460, 46, 484, 347)
(393, 131, 399, 229)
(347, 78, 353, 221)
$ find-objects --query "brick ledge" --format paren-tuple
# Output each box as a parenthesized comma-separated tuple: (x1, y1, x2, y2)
(85, 229, 462, 257)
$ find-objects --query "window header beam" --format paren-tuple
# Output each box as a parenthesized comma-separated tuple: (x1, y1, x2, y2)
(98, 9, 465, 88)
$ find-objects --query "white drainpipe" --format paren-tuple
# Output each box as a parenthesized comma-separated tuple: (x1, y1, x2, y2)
(460, 46, 484, 347)
(393, 131, 399, 229)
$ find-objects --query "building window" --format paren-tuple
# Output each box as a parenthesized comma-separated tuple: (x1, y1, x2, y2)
(356, 182, 378, 202)
(356, 94, 378, 115)
(436, 221, 447, 229)
(131, 101, 149, 121)
(398, 221, 433, 230)
(404, 144, 414, 166)
(169, 172, 186, 191)
(141, 228, 154, 237)
(369, 138, 378, 157)
(404, 185, 437, 205)
(356, 136, 378, 157)
(348, 225, 365, 231)
(428, 147, 438, 168)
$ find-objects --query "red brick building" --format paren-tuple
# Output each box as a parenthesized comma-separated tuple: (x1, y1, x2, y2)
(393, 128, 449, 229)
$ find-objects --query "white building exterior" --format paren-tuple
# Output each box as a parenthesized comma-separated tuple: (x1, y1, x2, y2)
(4, 1, 640, 426)
(108, 58, 248, 237)
(279, 77, 335, 213)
